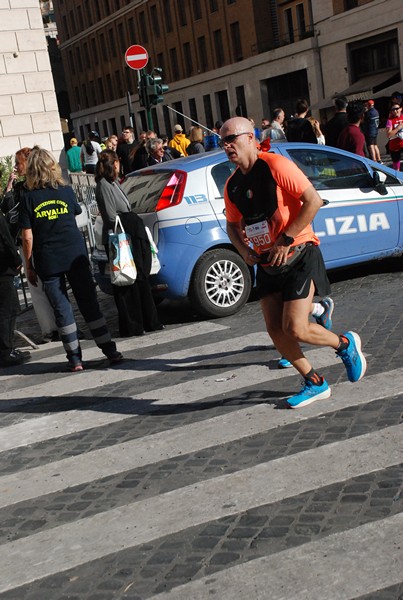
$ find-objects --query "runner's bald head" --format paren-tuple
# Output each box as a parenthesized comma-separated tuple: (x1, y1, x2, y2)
(221, 117, 255, 137)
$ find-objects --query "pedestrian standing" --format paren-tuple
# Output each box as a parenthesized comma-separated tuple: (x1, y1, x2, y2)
(0, 211, 31, 367)
(66, 138, 82, 173)
(19, 147, 123, 372)
(385, 104, 403, 171)
(363, 100, 381, 162)
(337, 101, 366, 157)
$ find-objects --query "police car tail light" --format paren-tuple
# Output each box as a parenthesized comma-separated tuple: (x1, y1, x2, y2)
(155, 171, 187, 211)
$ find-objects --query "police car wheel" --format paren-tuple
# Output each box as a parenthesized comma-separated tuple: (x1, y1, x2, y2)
(189, 249, 252, 318)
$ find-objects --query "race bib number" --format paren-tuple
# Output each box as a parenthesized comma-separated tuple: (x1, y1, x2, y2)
(245, 220, 272, 252)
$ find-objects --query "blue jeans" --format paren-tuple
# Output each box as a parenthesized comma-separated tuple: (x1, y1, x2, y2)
(43, 258, 116, 366)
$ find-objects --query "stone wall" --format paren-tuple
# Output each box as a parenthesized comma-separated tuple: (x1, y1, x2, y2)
(0, 0, 63, 162)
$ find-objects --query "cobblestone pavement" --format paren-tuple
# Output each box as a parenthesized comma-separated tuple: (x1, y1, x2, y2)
(0, 258, 402, 599)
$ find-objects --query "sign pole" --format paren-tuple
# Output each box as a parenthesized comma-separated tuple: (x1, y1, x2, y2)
(125, 45, 150, 133)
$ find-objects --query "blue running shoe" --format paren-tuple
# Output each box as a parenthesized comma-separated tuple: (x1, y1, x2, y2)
(315, 297, 334, 330)
(287, 379, 331, 408)
(278, 356, 292, 369)
(336, 331, 367, 382)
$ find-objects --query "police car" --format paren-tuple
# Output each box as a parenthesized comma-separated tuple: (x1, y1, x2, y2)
(92, 143, 403, 318)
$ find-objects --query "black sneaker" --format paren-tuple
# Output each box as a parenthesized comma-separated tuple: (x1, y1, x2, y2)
(108, 350, 124, 364)
(0, 349, 31, 367)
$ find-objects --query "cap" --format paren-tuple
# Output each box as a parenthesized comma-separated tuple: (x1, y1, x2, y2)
(70, 138, 78, 146)
(90, 130, 100, 138)
(367, 100, 374, 107)
(174, 124, 183, 132)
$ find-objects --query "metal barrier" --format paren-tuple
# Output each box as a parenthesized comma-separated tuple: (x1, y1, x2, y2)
(70, 173, 97, 250)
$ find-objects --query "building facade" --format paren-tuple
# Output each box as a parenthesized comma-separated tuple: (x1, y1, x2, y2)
(53, 0, 402, 140)
(0, 0, 64, 161)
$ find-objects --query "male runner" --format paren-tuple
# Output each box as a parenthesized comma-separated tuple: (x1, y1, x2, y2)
(221, 117, 366, 408)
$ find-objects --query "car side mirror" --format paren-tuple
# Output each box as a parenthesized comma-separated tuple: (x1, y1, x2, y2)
(373, 171, 387, 196)
(322, 198, 329, 206)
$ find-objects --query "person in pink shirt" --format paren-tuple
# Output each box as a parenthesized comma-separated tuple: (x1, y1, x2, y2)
(386, 104, 403, 171)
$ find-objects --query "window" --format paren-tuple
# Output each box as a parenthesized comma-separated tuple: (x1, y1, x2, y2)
(172, 101, 184, 129)
(230, 22, 242, 61)
(74, 86, 80, 109)
(213, 29, 225, 67)
(192, 0, 202, 20)
(91, 37, 97, 62)
(117, 23, 126, 54)
(170, 47, 179, 80)
(102, 120, 108, 136)
(163, 105, 171, 137)
(115, 70, 124, 97)
(68, 50, 75, 74)
(209, 0, 218, 12)
(99, 33, 106, 57)
(189, 98, 198, 123)
(128, 17, 136, 40)
(156, 53, 165, 74)
(106, 74, 113, 100)
(349, 32, 399, 80)
(94, 2, 101, 21)
(163, 0, 173, 32)
(285, 8, 294, 43)
(69, 10, 76, 35)
(212, 162, 236, 196)
(203, 94, 213, 129)
(227, 0, 236, 4)
(108, 27, 117, 57)
(296, 4, 306, 36)
(75, 47, 83, 71)
(198, 36, 208, 71)
(139, 12, 148, 43)
(83, 42, 90, 69)
(177, 0, 187, 26)
(62, 15, 69, 38)
(109, 117, 117, 136)
(344, 0, 358, 9)
(235, 85, 247, 117)
(286, 148, 372, 190)
(98, 77, 105, 104)
(183, 42, 193, 77)
(150, 5, 160, 38)
(77, 5, 83, 30)
(89, 80, 96, 105)
(217, 89, 230, 121)
(81, 83, 88, 108)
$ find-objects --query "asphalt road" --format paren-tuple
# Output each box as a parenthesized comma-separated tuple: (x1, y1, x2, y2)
(0, 258, 402, 600)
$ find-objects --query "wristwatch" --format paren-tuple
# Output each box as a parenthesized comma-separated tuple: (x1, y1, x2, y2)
(280, 232, 295, 246)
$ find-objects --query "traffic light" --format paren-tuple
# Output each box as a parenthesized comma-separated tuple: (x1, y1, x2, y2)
(138, 73, 153, 109)
(149, 68, 169, 106)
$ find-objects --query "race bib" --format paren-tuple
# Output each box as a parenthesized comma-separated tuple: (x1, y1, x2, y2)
(244, 219, 272, 253)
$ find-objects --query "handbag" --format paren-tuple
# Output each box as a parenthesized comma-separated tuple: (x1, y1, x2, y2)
(145, 226, 161, 275)
(108, 215, 137, 286)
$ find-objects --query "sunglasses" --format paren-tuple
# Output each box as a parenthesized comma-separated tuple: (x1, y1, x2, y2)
(219, 132, 251, 147)
(391, 107, 401, 111)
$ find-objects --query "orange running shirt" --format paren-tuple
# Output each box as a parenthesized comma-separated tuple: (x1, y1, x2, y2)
(224, 152, 319, 254)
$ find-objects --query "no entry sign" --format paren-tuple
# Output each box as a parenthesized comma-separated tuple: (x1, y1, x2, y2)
(125, 45, 149, 70)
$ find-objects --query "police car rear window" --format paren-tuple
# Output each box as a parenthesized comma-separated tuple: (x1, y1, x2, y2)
(120, 172, 173, 213)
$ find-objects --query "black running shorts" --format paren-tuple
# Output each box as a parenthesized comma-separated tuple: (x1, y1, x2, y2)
(256, 243, 331, 301)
